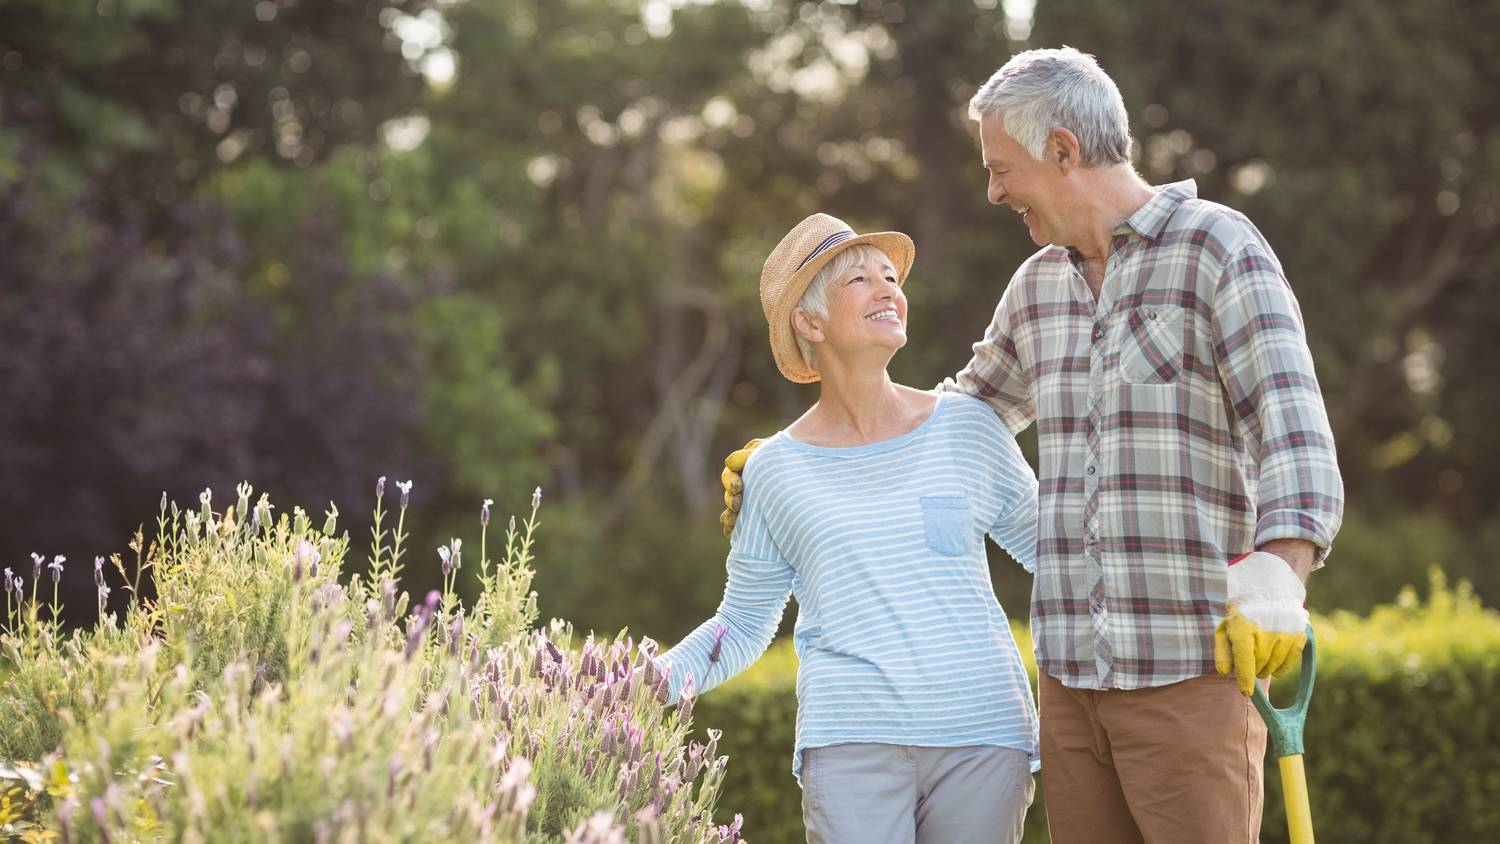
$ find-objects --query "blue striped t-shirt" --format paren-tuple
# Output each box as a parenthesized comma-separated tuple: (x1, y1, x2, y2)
(656, 391, 1040, 783)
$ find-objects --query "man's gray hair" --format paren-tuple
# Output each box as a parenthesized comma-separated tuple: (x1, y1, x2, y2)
(793, 243, 892, 373)
(968, 46, 1131, 167)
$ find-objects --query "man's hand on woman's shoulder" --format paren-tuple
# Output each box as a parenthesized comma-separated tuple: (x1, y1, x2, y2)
(719, 438, 764, 537)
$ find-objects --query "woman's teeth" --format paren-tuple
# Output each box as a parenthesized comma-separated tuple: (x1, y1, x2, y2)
(865, 309, 899, 322)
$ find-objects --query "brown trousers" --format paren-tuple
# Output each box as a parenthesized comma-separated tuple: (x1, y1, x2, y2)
(1039, 672, 1268, 844)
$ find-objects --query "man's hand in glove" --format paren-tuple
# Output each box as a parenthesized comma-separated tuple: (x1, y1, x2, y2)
(1214, 550, 1310, 696)
(719, 438, 764, 537)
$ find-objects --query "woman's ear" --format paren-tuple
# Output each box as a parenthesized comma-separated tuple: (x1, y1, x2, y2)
(791, 308, 825, 343)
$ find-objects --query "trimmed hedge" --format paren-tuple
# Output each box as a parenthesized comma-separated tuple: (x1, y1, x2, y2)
(692, 572, 1500, 844)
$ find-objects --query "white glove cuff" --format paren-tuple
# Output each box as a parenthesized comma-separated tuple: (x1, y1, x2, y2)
(1227, 551, 1306, 603)
(1226, 551, 1309, 633)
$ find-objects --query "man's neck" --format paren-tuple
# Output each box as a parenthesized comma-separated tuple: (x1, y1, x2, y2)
(1066, 167, 1157, 265)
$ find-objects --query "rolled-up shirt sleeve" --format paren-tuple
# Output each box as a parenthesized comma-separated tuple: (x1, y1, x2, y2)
(1211, 243, 1345, 564)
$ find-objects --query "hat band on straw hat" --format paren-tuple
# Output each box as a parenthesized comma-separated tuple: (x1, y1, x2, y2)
(796, 230, 856, 271)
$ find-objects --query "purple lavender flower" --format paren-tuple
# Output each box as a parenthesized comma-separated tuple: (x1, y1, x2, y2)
(31, 552, 43, 579)
(396, 479, 413, 508)
(376, 475, 387, 497)
(90, 796, 111, 842)
(654, 665, 672, 704)
(48, 555, 65, 584)
(3, 567, 11, 593)
(94, 556, 105, 588)
(381, 578, 397, 620)
(481, 498, 493, 527)
(405, 619, 428, 661)
(437, 545, 452, 576)
(331, 619, 354, 648)
(13, 575, 23, 603)
(403, 591, 442, 658)
(532, 486, 542, 509)
(386, 753, 403, 797)
(709, 623, 728, 663)
(449, 613, 464, 655)
(292, 539, 322, 582)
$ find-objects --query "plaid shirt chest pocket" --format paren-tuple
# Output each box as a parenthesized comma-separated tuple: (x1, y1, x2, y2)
(1118, 304, 1186, 384)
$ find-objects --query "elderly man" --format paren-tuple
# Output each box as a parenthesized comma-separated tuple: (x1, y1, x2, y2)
(722, 47, 1343, 843)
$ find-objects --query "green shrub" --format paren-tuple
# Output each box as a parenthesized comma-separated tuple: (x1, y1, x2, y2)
(1, 483, 741, 842)
(1262, 570, 1500, 844)
(1306, 506, 1484, 615)
(694, 575, 1500, 844)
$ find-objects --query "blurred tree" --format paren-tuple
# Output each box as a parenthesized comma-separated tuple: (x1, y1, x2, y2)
(0, 0, 438, 613)
(0, 0, 429, 197)
(1, 0, 1496, 638)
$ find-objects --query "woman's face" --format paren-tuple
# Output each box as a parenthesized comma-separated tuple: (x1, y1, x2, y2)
(817, 253, 908, 356)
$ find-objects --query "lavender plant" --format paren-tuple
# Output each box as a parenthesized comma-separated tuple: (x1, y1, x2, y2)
(0, 482, 744, 842)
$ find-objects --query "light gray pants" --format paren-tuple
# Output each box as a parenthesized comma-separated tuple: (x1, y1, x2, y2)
(800, 744, 1034, 844)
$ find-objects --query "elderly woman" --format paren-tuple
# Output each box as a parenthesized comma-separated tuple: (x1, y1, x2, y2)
(650, 213, 1040, 843)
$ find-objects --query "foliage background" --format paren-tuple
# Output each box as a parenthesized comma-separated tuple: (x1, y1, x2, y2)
(2, 0, 1498, 839)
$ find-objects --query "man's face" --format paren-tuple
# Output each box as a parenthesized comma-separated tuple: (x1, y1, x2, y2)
(979, 112, 1063, 247)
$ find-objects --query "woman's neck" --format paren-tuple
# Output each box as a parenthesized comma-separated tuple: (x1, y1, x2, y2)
(790, 359, 933, 446)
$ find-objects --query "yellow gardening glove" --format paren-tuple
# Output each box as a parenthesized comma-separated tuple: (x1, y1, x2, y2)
(1214, 551, 1309, 696)
(719, 438, 764, 537)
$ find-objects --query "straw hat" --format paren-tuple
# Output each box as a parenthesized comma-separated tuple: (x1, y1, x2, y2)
(760, 213, 915, 383)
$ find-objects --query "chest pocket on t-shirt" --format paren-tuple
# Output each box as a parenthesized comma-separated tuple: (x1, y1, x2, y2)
(1120, 305, 1185, 385)
(920, 494, 972, 556)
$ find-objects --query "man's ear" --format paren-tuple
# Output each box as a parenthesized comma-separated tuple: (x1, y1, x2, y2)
(1047, 127, 1082, 173)
(791, 308, 825, 344)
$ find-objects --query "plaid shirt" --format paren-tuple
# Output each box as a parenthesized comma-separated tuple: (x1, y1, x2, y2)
(948, 180, 1344, 690)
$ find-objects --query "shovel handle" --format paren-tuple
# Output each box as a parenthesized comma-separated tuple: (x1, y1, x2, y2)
(1252, 624, 1316, 757)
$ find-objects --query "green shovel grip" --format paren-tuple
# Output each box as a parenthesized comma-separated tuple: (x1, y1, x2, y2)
(1252, 624, 1316, 757)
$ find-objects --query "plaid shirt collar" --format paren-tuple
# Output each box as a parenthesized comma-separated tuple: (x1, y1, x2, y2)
(1122, 179, 1197, 240)
(1066, 180, 1200, 270)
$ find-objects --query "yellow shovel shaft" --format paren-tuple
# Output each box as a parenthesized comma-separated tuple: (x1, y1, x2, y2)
(1278, 754, 1315, 844)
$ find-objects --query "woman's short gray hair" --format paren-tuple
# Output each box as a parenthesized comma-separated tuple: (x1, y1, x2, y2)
(968, 46, 1131, 167)
(793, 243, 891, 373)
